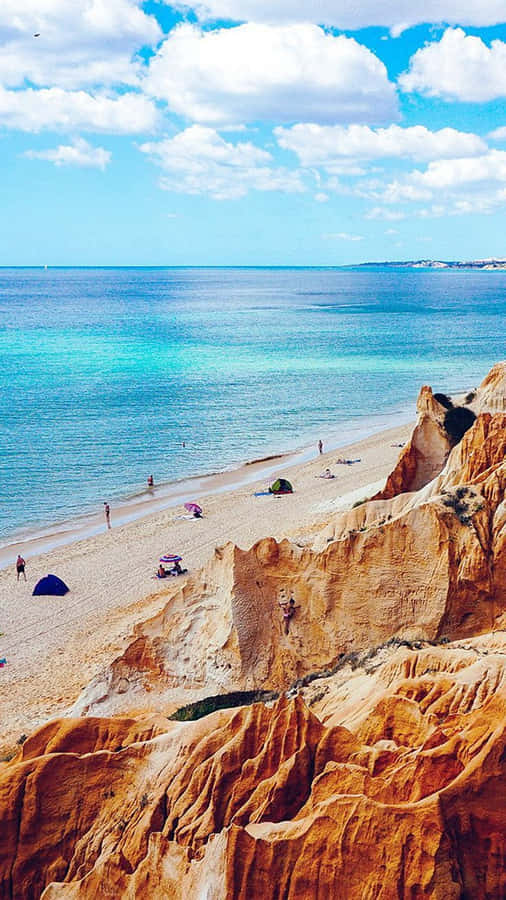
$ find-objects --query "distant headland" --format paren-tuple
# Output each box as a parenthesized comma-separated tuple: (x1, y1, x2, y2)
(359, 257, 506, 269)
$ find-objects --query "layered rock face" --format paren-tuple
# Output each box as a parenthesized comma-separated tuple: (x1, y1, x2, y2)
(72, 412, 505, 720)
(474, 360, 506, 413)
(373, 384, 452, 499)
(0, 366, 505, 899)
(1, 634, 504, 898)
(374, 360, 506, 500)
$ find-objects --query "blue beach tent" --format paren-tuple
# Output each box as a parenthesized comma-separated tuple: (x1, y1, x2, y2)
(32, 574, 70, 597)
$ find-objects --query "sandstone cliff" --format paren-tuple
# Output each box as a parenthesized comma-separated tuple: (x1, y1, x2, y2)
(1, 367, 505, 899)
(0, 632, 504, 898)
(374, 360, 506, 501)
(71, 412, 505, 721)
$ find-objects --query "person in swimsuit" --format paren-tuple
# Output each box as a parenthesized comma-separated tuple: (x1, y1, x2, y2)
(104, 502, 111, 529)
(16, 554, 26, 581)
(318, 439, 323, 455)
(147, 474, 154, 488)
(279, 596, 296, 634)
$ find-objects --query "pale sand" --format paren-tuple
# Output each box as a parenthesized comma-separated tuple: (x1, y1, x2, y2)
(0, 422, 411, 754)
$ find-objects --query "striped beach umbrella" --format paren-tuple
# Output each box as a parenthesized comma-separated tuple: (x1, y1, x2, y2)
(184, 502, 202, 515)
(160, 554, 182, 564)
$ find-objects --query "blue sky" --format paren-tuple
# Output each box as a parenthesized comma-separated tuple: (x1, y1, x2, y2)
(2, 2, 506, 265)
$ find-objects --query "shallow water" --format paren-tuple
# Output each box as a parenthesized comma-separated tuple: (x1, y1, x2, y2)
(1, 266, 504, 544)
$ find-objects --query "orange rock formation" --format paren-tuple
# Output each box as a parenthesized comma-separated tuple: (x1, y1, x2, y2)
(375, 360, 506, 500)
(71, 411, 505, 721)
(1, 633, 504, 898)
(0, 365, 505, 899)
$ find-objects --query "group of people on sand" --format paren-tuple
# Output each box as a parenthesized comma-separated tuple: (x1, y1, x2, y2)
(317, 439, 361, 468)
(157, 561, 186, 578)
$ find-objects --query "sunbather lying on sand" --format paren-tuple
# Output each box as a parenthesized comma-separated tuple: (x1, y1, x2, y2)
(335, 457, 361, 465)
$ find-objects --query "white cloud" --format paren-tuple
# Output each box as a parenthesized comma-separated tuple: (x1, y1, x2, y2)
(366, 207, 406, 220)
(0, 0, 160, 89)
(314, 192, 329, 202)
(146, 23, 397, 125)
(400, 28, 506, 101)
(139, 125, 305, 199)
(489, 126, 506, 140)
(275, 123, 486, 168)
(391, 151, 506, 193)
(174, 0, 506, 33)
(0, 85, 158, 132)
(24, 136, 111, 169)
(367, 150, 506, 217)
(323, 232, 364, 241)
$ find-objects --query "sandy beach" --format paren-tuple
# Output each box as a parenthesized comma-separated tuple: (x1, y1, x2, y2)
(0, 421, 412, 754)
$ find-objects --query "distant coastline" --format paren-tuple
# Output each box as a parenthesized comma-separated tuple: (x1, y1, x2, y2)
(358, 257, 506, 270)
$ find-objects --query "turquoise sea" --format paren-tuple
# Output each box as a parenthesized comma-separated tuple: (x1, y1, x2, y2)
(0, 266, 505, 546)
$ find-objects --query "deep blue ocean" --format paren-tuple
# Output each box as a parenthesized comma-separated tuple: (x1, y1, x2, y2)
(0, 266, 504, 544)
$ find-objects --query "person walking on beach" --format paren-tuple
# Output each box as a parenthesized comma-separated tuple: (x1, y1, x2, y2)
(104, 502, 111, 529)
(318, 439, 323, 455)
(16, 554, 26, 582)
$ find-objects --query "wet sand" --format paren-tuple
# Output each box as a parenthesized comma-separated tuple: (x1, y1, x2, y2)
(0, 421, 412, 754)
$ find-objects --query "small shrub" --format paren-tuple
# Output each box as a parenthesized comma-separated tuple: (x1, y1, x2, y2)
(308, 689, 328, 706)
(169, 689, 279, 722)
(443, 406, 476, 444)
(140, 792, 149, 810)
(0, 752, 16, 763)
(16, 734, 27, 746)
(441, 486, 479, 526)
(434, 392, 453, 410)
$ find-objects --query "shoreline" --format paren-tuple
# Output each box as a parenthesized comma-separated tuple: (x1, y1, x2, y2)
(0, 417, 413, 752)
(0, 403, 416, 569)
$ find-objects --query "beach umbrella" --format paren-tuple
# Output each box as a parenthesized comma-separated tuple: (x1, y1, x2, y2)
(184, 502, 202, 515)
(160, 554, 182, 564)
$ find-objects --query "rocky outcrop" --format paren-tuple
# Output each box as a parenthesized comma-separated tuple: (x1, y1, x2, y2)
(374, 360, 506, 500)
(0, 634, 504, 899)
(474, 360, 506, 414)
(0, 367, 505, 899)
(72, 412, 505, 721)
(374, 385, 452, 499)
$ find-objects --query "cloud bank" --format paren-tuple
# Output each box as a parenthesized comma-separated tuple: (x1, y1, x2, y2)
(140, 125, 305, 199)
(400, 29, 506, 101)
(146, 23, 397, 125)
(25, 136, 111, 169)
(177, 0, 506, 33)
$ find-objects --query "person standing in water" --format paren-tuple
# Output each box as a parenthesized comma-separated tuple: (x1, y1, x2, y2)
(16, 554, 26, 581)
(147, 474, 154, 488)
(318, 439, 323, 455)
(104, 502, 111, 529)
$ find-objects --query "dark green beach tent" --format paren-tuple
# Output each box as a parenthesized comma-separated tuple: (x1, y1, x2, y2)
(269, 478, 293, 494)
